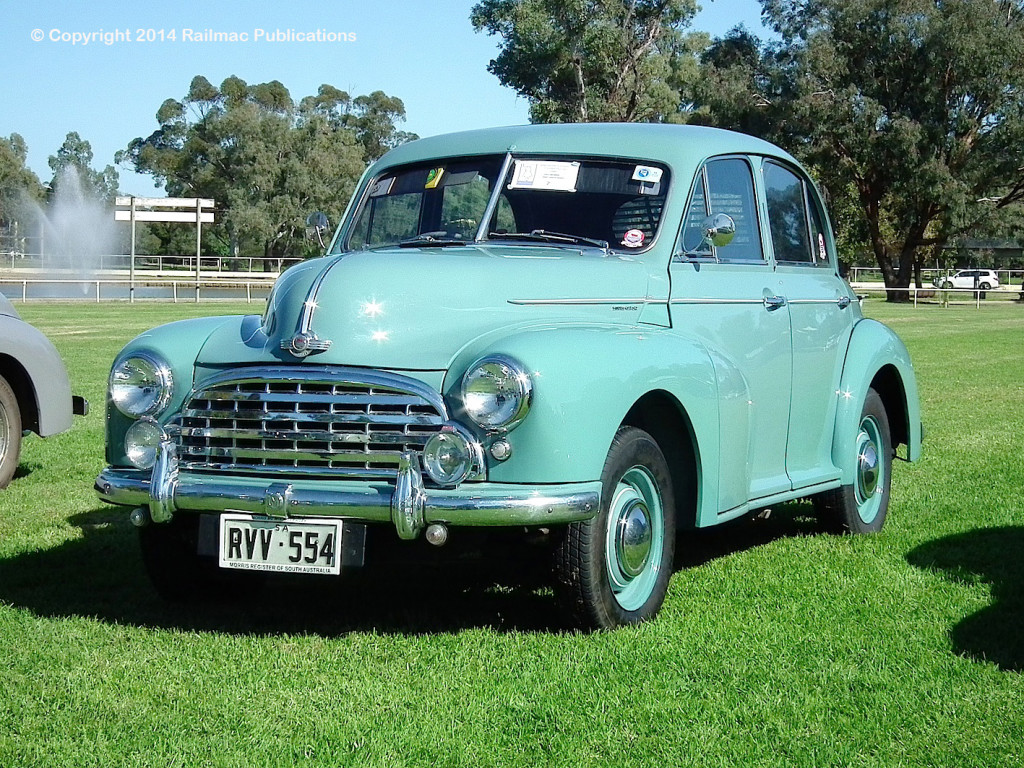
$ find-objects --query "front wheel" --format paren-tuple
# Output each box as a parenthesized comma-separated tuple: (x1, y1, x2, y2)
(814, 388, 892, 534)
(942, 281, 953, 289)
(0, 375, 23, 489)
(555, 427, 675, 629)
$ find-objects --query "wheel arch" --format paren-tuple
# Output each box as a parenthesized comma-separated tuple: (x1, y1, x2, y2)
(870, 363, 909, 452)
(621, 390, 701, 530)
(0, 353, 39, 434)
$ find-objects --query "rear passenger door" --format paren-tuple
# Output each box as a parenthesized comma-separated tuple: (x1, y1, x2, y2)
(670, 157, 793, 513)
(760, 159, 854, 490)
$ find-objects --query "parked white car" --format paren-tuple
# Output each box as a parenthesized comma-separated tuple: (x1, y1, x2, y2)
(934, 269, 1000, 290)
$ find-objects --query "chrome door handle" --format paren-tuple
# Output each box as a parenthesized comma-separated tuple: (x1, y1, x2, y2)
(764, 295, 787, 311)
(837, 296, 851, 309)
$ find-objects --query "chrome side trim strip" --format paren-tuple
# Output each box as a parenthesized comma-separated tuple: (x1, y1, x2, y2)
(508, 297, 665, 306)
(670, 298, 765, 305)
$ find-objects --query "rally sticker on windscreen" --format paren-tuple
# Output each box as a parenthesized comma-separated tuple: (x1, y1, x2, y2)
(508, 160, 580, 192)
(622, 229, 646, 248)
(631, 165, 664, 183)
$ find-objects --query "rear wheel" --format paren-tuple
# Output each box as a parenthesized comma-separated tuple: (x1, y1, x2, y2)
(0, 375, 22, 489)
(814, 388, 892, 534)
(980, 282, 992, 291)
(555, 427, 675, 629)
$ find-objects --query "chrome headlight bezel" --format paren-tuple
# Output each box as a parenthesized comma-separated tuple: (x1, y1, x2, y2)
(109, 351, 174, 418)
(460, 354, 533, 432)
(422, 424, 485, 487)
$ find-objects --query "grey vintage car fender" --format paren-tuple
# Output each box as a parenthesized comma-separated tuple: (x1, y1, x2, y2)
(831, 317, 923, 486)
(444, 323, 723, 521)
(0, 308, 73, 437)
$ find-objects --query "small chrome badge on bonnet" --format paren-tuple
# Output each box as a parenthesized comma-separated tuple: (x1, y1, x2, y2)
(282, 331, 332, 358)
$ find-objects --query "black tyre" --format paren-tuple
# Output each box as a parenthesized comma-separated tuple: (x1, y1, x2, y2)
(980, 282, 991, 291)
(814, 388, 892, 534)
(942, 281, 953, 289)
(139, 515, 262, 601)
(555, 426, 675, 629)
(0, 375, 22, 489)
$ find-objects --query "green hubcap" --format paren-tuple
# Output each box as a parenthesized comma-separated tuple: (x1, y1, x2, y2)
(605, 466, 665, 611)
(854, 415, 884, 524)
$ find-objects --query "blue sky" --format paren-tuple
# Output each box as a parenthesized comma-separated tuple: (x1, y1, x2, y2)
(1, 0, 766, 195)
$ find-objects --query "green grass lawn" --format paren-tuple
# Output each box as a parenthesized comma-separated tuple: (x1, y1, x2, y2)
(1, 300, 1022, 767)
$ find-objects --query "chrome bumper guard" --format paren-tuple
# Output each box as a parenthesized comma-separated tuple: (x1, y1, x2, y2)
(95, 440, 600, 540)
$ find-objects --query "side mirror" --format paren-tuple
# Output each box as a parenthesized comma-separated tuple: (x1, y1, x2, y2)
(305, 211, 331, 249)
(703, 213, 735, 248)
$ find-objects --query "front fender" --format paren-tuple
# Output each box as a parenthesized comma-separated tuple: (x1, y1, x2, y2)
(0, 315, 72, 436)
(833, 318, 922, 485)
(443, 323, 721, 511)
(105, 315, 242, 465)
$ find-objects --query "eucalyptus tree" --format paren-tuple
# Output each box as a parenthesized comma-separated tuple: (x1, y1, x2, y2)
(696, 0, 1024, 296)
(471, 0, 706, 122)
(120, 76, 415, 258)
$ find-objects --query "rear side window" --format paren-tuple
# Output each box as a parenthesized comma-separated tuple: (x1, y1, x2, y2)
(764, 161, 831, 267)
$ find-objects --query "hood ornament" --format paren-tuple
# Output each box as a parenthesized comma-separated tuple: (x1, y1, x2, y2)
(282, 331, 332, 358)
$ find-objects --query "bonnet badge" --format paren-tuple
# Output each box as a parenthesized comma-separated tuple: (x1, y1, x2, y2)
(282, 331, 332, 358)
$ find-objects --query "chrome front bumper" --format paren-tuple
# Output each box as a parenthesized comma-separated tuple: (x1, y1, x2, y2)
(95, 440, 600, 540)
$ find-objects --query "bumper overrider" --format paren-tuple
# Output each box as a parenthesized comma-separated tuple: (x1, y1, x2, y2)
(95, 439, 601, 540)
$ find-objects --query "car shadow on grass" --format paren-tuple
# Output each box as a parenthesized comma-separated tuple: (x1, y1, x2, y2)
(0, 503, 821, 636)
(907, 526, 1024, 672)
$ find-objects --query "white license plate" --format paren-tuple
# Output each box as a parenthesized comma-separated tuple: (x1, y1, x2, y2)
(218, 514, 342, 575)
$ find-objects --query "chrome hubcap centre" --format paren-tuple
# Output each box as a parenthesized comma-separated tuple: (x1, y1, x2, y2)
(616, 498, 653, 578)
(856, 429, 879, 502)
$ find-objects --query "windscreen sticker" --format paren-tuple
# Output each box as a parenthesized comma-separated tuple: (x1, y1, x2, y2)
(631, 165, 664, 183)
(508, 160, 580, 192)
(424, 168, 445, 189)
(622, 229, 646, 248)
(369, 177, 394, 197)
(818, 233, 827, 261)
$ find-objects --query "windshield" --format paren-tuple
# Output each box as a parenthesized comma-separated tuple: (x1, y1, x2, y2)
(341, 154, 670, 253)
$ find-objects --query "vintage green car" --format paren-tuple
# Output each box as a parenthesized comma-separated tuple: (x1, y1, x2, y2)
(95, 124, 922, 629)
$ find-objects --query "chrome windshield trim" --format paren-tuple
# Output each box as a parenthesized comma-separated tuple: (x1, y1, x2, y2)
(475, 152, 514, 243)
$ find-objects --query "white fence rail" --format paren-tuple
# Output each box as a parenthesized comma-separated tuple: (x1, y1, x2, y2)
(0, 278, 273, 303)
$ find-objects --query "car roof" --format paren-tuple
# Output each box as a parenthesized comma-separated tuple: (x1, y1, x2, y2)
(372, 123, 799, 174)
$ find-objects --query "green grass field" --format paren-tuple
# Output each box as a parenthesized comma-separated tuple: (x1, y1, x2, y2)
(1, 300, 1021, 767)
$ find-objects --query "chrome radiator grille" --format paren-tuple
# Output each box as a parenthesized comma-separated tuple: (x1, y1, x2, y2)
(173, 367, 447, 480)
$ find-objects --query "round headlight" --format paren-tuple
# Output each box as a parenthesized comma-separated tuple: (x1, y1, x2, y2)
(461, 355, 532, 431)
(109, 353, 173, 417)
(124, 418, 165, 470)
(422, 429, 481, 487)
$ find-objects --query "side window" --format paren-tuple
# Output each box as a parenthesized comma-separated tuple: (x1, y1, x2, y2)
(764, 162, 814, 264)
(679, 170, 710, 255)
(806, 189, 832, 267)
(678, 158, 764, 262)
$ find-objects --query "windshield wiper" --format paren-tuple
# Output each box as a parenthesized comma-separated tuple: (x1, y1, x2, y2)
(398, 231, 467, 248)
(491, 230, 609, 250)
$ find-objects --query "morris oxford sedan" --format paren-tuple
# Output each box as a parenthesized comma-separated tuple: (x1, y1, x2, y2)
(95, 124, 922, 629)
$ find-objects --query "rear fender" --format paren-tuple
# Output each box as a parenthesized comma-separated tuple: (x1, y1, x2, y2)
(832, 318, 922, 485)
